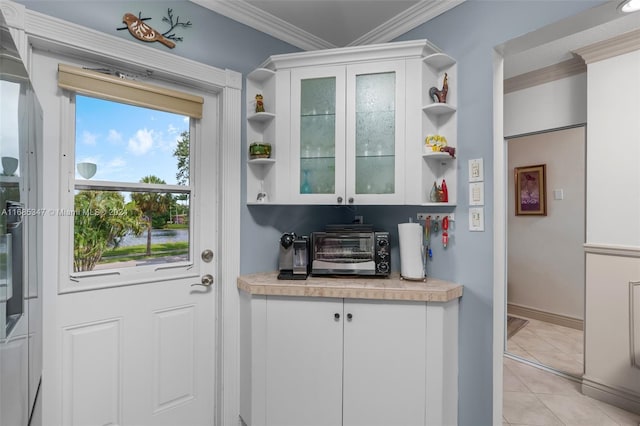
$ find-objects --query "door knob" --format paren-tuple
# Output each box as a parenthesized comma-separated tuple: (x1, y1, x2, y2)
(192, 274, 214, 287)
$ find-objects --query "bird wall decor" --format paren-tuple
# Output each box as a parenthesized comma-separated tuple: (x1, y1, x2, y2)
(429, 73, 449, 103)
(117, 9, 192, 49)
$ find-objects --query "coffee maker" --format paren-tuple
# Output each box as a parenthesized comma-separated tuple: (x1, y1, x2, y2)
(277, 233, 310, 280)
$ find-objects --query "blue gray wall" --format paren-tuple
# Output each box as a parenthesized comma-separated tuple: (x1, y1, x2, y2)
(392, 1, 601, 424)
(17, 1, 603, 424)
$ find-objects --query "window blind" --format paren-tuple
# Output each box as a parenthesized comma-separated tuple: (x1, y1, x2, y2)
(57, 64, 203, 118)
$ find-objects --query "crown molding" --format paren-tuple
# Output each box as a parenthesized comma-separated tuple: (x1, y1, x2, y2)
(263, 39, 439, 70)
(191, 0, 464, 51)
(348, 0, 465, 47)
(190, 0, 335, 51)
(504, 56, 586, 94)
(573, 28, 640, 64)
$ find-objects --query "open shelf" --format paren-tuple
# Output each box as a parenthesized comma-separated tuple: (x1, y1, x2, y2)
(247, 67, 275, 83)
(422, 103, 456, 116)
(248, 112, 276, 123)
(247, 158, 276, 165)
(422, 151, 455, 161)
(423, 53, 456, 71)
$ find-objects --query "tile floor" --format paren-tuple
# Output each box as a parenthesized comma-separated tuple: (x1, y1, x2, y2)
(507, 315, 584, 377)
(503, 316, 640, 425)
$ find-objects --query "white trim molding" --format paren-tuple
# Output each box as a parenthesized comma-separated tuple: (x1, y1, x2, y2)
(584, 243, 640, 258)
(504, 56, 586, 93)
(573, 28, 640, 64)
(191, 0, 464, 51)
(582, 375, 640, 415)
(263, 39, 440, 70)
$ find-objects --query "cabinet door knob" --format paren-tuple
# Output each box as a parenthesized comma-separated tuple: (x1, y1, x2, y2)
(348, 197, 354, 204)
(334, 313, 340, 321)
(347, 313, 353, 321)
(337, 196, 343, 203)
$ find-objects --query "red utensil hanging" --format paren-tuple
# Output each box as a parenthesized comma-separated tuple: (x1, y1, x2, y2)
(442, 215, 449, 248)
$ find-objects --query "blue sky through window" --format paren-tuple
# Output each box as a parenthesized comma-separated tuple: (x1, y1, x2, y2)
(75, 95, 189, 185)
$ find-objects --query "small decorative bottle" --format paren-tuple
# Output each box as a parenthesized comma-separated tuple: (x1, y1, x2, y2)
(301, 170, 312, 194)
(429, 181, 438, 202)
(441, 179, 448, 203)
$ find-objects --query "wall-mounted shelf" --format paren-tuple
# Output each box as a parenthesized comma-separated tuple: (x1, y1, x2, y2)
(422, 103, 456, 116)
(247, 158, 276, 165)
(247, 112, 276, 123)
(246, 67, 280, 203)
(423, 53, 456, 72)
(422, 151, 455, 161)
(247, 67, 275, 83)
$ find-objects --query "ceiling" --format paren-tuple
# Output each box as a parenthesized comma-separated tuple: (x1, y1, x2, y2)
(191, 0, 639, 77)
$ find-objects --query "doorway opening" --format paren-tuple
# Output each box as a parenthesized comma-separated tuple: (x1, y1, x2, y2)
(504, 125, 586, 378)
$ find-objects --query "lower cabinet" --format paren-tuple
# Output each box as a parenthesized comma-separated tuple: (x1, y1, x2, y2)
(239, 293, 459, 426)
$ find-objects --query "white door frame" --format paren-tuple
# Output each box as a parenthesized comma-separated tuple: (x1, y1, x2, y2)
(492, 49, 506, 426)
(1, 2, 242, 425)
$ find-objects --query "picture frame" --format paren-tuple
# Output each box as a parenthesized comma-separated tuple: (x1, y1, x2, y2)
(514, 164, 547, 216)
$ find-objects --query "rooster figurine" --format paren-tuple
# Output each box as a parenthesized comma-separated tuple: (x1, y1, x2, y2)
(429, 73, 448, 103)
(122, 13, 176, 49)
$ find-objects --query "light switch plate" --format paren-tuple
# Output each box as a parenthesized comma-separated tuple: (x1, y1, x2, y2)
(469, 182, 484, 206)
(468, 158, 484, 182)
(469, 207, 484, 232)
(553, 189, 564, 200)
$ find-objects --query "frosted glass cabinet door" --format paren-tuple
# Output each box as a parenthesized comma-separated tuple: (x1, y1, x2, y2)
(290, 67, 346, 204)
(346, 61, 405, 204)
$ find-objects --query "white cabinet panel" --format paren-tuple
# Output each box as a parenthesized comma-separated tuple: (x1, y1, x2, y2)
(342, 299, 426, 426)
(265, 297, 343, 426)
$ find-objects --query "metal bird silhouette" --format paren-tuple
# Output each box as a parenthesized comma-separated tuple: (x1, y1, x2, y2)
(121, 13, 176, 49)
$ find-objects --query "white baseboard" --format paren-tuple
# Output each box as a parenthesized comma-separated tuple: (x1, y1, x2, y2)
(582, 375, 640, 415)
(508, 303, 584, 331)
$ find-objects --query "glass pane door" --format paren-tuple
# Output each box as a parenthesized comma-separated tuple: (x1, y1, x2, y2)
(290, 66, 346, 204)
(300, 77, 336, 195)
(354, 72, 396, 195)
(345, 61, 405, 204)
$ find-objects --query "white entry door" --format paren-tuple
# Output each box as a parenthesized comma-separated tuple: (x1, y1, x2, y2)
(51, 87, 218, 425)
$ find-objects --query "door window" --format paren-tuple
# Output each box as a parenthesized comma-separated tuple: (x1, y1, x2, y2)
(73, 95, 191, 272)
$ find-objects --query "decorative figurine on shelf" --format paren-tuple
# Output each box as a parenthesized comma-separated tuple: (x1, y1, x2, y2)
(429, 73, 448, 103)
(255, 94, 265, 113)
(425, 134, 448, 152)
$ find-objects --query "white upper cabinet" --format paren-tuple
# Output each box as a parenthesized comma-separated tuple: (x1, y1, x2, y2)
(246, 40, 457, 206)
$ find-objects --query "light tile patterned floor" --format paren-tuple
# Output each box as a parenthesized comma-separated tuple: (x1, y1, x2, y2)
(504, 316, 640, 425)
(507, 315, 583, 377)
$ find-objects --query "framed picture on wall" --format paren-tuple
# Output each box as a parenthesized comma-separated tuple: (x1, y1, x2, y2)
(514, 164, 547, 216)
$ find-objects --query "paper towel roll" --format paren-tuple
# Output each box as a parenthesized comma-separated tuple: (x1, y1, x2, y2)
(398, 223, 424, 280)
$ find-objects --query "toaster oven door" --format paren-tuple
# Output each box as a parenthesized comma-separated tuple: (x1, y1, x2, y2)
(311, 232, 376, 275)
